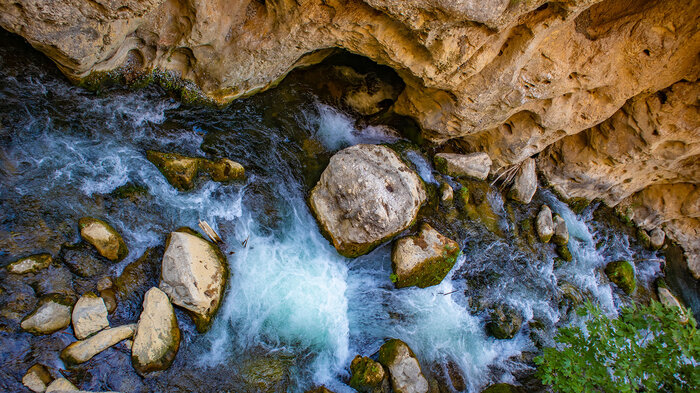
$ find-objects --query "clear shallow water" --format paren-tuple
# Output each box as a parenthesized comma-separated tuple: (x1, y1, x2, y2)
(0, 33, 663, 392)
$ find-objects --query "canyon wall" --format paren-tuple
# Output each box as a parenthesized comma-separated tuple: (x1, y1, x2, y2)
(1, 0, 698, 274)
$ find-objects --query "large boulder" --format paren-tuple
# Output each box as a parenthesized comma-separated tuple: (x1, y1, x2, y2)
(434, 152, 492, 180)
(60, 324, 136, 365)
(21, 295, 73, 335)
(391, 224, 460, 288)
(72, 292, 109, 340)
(536, 205, 554, 243)
(22, 363, 53, 393)
(132, 287, 180, 374)
(78, 217, 128, 262)
(309, 144, 426, 257)
(509, 158, 537, 204)
(377, 339, 429, 393)
(159, 230, 227, 332)
(7, 254, 52, 274)
(349, 355, 390, 393)
(604, 260, 636, 295)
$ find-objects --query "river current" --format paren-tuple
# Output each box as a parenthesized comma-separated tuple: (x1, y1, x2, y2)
(0, 31, 664, 392)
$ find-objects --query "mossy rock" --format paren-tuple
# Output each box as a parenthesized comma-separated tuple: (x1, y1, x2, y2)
(556, 244, 572, 262)
(456, 180, 503, 236)
(566, 197, 591, 215)
(604, 260, 636, 295)
(78, 217, 128, 262)
(485, 304, 523, 340)
(200, 158, 245, 182)
(391, 224, 460, 289)
(146, 151, 201, 191)
(636, 228, 651, 249)
(6, 253, 52, 274)
(481, 383, 526, 393)
(109, 182, 150, 201)
(349, 356, 389, 393)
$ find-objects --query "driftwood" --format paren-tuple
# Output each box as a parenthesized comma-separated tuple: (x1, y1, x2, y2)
(198, 220, 223, 244)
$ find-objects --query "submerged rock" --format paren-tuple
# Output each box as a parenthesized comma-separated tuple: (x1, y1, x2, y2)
(132, 287, 180, 374)
(78, 217, 128, 262)
(200, 157, 245, 182)
(349, 355, 390, 393)
(22, 363, 53, 393)
(510, 158, 537, 204)
(146, 151, 200, 190)
(439, 182, 454, 205)
(434, 152, 492, 180)
(59, 242, 109, 278)
(21, 294, 73, 335)
(650, 227, 665, 250)
(309, 144, 426, 257)
(159, 230, 227, 332)
(72, 292, 109, 340)
(556, 244, 573, 262)
(147, 150, 245, 190)
(377, 339, 429, 393)
(535, 206, 554, 243)
(551, 215, 569, 246)
(481, 383, 526, 393)
(241, 354, 293, 393)
(391, 223, 460, 288)
(485, 304, 523, 340)
(45, 378, 77, 392)
(60, 324, 136, 365)
(6, 253, 52, 274)
(604, 260, 636, 295)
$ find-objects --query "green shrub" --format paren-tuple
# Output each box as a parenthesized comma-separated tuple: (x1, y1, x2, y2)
(535, 301, 698, 392)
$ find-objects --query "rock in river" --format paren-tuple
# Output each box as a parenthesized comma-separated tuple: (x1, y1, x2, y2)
(60, 324, 136, 365)
(45, 378, 77, 392)
(509, 158, 537, 204)
(21, 294, 73, 335)
(22, 363, 52, 393)
(434, 152, 492, 180)
(349, 355, 390, 393)
(309, 144, 426, 257)
(72, 292, 109, 340)
(536, 205, 554, 243)
(132, 287, 180, 374)
(391, 223, 460, 288)
(377, 339, 429, 393)
(78, 217, 128, 262)
(6, 253, 52, 274)
(159, 230, 227, 332)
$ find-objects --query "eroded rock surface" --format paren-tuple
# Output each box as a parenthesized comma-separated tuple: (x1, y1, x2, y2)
(159, 230, 227, 332)
(310, 144, 426, 257)
(391, 224, 460, 289)
(1, 0, 698, 272)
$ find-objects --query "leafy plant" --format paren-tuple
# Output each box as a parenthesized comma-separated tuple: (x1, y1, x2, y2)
(535, 301, 699, 392)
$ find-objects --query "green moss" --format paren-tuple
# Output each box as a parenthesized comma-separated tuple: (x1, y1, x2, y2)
(604, 260, 636, 295)
(482, 383, 525, 393)
(456, 181, 503, 237)
(567, 197, 591, 214)
(434, 155, 449, 175)
(636, 228, 651, 249)
(556, 244, 572, 262)
(518, 218, 536, 248)
(377, 338, 417, 368)
(349, 356, 386, 392)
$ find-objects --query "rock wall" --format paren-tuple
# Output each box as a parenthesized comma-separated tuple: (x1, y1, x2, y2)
(1, 0, 698, 271)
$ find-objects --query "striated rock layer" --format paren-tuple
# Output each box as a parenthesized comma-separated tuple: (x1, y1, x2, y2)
(1, 0, 698, 272)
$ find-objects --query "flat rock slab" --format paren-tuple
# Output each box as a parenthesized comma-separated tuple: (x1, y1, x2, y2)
(61, 324, 136, 365)
(309, 144, 426, 257)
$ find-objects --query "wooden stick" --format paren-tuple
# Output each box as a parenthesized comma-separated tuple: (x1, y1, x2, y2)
(198, 220, 223, 244)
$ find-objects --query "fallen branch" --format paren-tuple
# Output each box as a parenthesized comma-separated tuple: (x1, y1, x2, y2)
(198, 220, 223, 244)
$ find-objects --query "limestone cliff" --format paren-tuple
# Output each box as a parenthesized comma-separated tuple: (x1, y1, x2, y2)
(1, 0, 698, 273)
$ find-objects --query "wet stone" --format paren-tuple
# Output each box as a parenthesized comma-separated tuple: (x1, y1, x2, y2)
(7, 253, 52, 275)
(59, 243, 108, 278)
(349, 355, 390, 393)
(45, 378, 77, 392)
(21, 294, 73, 335)
(377, 339, 429, 393)
(78, 217, 128, 262)
(29, 264, 76, 300)
(60, 324, 136, 365)
(485, 304, 523, 340)
(72, 292, 109, 339)
(22, 363, 52, 393)
(604, 260, 636, 295)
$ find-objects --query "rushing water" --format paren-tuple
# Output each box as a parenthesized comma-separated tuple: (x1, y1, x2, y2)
(0, 32, 665, 393)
